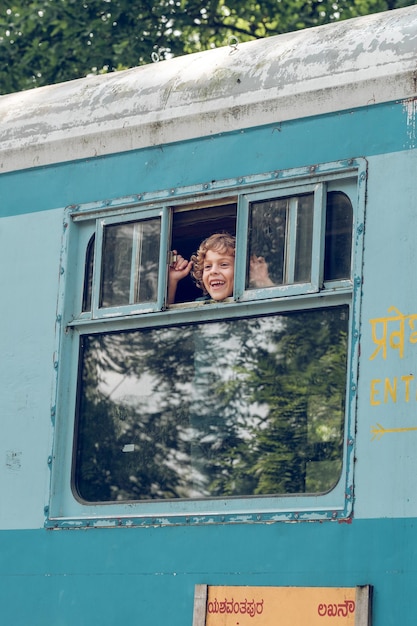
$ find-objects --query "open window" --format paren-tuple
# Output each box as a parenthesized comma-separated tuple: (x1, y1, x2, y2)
(170, 201, 237, 303)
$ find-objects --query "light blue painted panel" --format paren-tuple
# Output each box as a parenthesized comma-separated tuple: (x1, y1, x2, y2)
(0, 209, 62, 529)
(0, 101, 412, 219)
(0, 518, 414, 625)
(355, 150, 417, 520)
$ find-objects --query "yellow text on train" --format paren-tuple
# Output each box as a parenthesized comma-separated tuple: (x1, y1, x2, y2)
(369, 306, 417, 360)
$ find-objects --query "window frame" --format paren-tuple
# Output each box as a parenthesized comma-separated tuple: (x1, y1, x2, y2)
(88, 206, 170, 319)
(234, 182, 326, 301)
(47, 159, 366, 527)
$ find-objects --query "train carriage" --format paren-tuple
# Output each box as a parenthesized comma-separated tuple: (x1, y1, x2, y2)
(1, 5, 417, 625)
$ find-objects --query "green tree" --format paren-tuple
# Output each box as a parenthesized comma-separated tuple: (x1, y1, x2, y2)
(0, 0, 415, 94)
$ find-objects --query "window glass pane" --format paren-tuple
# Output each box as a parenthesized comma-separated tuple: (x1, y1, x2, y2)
(100, 218, 160, 308)
(134, 220, 161, 302)
(82, 234, 95, 312)
(247, 194, 314, 289)
(324, 192, 353, 280)
(294, 194, 314, 283)
(247, 198, 286, 287)
(100, 222, 133, 307)
(73, 306, 348, 502)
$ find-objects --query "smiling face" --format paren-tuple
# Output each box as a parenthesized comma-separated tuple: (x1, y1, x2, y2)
(202, 249, 235, 300)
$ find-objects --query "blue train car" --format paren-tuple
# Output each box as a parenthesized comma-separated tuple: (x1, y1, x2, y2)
(1, 6, 417, 624)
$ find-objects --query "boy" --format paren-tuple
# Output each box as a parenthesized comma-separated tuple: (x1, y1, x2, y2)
(168, 232, 273, 304)
(168, 233, 235, 304)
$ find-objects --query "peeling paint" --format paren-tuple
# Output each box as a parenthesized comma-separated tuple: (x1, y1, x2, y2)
(5, 450, 22, 472)
(1, 7, 417, 173)
(404, 97, 417, 148)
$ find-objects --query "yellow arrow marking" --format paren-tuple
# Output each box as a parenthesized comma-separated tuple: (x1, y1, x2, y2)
(371, 423, 417, 440)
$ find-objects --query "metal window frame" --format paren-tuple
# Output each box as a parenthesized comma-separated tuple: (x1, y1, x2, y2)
(92, 206, 170, 318)
(235, 182, 326, 301)
(46, 159, 366, 528)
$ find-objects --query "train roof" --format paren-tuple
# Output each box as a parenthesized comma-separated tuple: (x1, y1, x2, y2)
(1, 5, 417, 173)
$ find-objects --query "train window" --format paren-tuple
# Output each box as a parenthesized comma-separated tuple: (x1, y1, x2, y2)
(239, 183, 353, 302)
(170, 202, 237, 303)
(99, 218, 160, 307)
(52, 161, 364, 523)
(82, 234, 95, 312)
(246, 193, 314, 290)
(80, 190, 352, 315)
(324, 192, 353, 281)
(74, 306, 348, 502)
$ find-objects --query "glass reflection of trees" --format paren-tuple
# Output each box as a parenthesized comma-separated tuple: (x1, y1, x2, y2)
(247, 190, 353, 288)
(99, 218, 160, 308)
(247, 194, 314, 287)
(74, 306, 348, 502)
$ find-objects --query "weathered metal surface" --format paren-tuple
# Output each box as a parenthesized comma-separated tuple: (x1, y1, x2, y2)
(1, 7, 417, 172)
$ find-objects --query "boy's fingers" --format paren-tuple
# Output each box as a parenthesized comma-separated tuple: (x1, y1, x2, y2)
(177, 256, 187, 269)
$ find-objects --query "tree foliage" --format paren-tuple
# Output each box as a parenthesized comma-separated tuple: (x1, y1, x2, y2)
(0, 0, 415, 94)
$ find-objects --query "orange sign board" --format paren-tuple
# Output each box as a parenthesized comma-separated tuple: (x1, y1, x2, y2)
(203, 586, 357, 626)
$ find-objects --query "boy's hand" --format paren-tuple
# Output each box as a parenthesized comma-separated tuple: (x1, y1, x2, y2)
(169, 250, 192, 284)
(249, 255, 274, 288)
(167, 250, 193, 304)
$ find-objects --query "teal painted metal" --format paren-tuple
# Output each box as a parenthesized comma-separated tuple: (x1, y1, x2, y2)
(0, 101, 410, 219)
(0, 518, 414, 625)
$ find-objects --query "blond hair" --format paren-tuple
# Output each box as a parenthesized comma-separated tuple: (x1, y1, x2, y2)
(191, 233, 235, 294)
